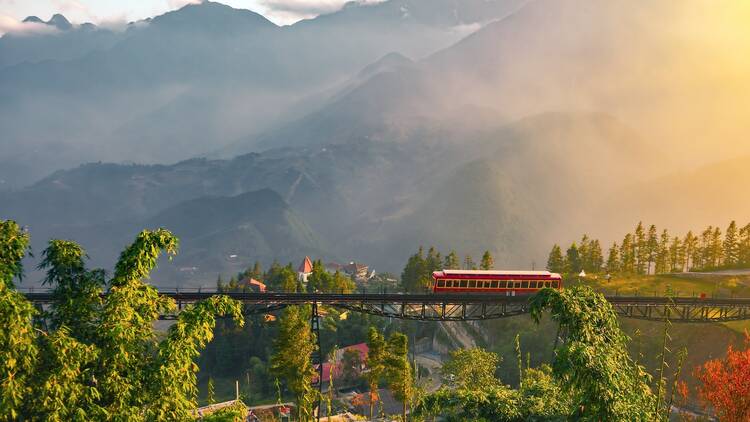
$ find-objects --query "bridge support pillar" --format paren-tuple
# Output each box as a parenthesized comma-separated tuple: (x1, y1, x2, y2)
(310, 302, 323, 421)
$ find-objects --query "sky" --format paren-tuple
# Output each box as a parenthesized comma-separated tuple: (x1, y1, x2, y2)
(0, 0, 366, 31)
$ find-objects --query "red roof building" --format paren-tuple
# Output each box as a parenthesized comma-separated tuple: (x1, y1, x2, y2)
(298, 256, 313, 283)
(298, 256, 313, 273)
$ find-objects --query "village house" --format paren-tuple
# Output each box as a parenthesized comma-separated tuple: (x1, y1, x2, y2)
(239, 276, 266, 293)
(343, 261, 370, 282)
(315, 343, 369, 386)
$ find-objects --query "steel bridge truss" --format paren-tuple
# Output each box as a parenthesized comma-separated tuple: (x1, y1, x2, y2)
(21, 291, 750, 323)
(609, 297, 750, 323)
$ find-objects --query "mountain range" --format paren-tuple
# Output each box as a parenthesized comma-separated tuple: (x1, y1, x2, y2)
(1, 0, 749, 285)
(0, 0, 523, 189)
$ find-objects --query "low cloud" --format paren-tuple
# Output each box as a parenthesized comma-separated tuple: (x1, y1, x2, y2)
(0, 14, 59, 36)
(449, 22, 483, 38)
(260, 0, 385, 17)
(167, 0, 203, 9)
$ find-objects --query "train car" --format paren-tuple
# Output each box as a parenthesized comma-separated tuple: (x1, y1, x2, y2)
(431, 269, 563, 295)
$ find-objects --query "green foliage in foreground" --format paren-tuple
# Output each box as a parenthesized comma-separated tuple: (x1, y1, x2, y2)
(270, 305, 318, 422)
(441, 347, 501, 390)
(530, 286, 656, 421)
(200, 401, 248, 422)
(0, 220, 244, 421)
(417, 286, 657, 421)
(417, 365, 570, 421)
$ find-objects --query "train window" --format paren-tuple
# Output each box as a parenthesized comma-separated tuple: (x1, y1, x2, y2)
(449, 280, 457, 288)
(491, 280, 498, 288)
(437, 280, 445, 287)
(521, 281, 529, 289)
(467, 280, 475, 288)
(552, 281, 559, 288)
(513, 281, 520, 288)
(545, 281, 551, 288)
(459, 280, 467, 288)
(530, 281, 538, 288)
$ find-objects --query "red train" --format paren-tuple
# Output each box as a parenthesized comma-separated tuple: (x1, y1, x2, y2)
(431, 270, 563, 295)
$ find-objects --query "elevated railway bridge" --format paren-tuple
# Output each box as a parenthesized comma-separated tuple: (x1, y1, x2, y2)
(22, 290, 750, 323)
(23, 289, 750, 419)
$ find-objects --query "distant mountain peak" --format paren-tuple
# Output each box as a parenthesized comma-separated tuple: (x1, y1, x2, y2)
(22, 16, 44, 24)
(150, 0, 277, 32)
(47, 14, 73, 30)
(358, 51, 413, 79)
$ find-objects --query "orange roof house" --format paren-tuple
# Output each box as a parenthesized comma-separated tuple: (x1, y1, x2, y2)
(241, 277, 266, 292)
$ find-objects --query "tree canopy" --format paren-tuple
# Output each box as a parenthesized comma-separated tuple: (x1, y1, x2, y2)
(0, 220, 244, 421)
(529, 286, 655, 421)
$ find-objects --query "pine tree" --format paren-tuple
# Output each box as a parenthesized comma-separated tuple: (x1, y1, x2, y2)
(635, 222, 648, 275)
(654, 229, 670, 274)
(270, 306, 317, 421)
(711, 227, 723, 268)
(646, 225, 658, 275)
(385, 333, 412, 422)
(365, 327, 386, 420)
(244, 261, 262, 280)
(308, 260, 335, 292)
(740, 223, 750, 266)
(605, 242, 620, 274)
(443, 250, 460, 270)
(547, 245, 565, 273)
(698, 227, 713, 270)
(579, 235, 591, 273)
(464, 255, 476, 270)
(723, 221, 740, 267)
(566, 243, 582, 274)
(401, 247, 426, 292)
(588, 239, 604, 273)
(426, 247, 442, 273)
(683, 231, 698, 271)
(620, 234, 636, 274)
(668, 236, 684, 272)
(480, 251, 494, 270)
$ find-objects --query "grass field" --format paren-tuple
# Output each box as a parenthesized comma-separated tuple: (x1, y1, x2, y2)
(570, 272, 750, 298)
(568, 272, 750, 334)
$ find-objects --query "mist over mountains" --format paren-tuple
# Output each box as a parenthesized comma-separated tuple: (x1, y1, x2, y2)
(2, 0, 749, 285)
(0, 0, 521, 188)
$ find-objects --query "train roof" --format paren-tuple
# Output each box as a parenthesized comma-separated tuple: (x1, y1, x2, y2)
(433, 270, 561, 277)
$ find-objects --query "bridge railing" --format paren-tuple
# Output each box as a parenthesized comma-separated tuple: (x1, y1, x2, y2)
(14, 285, 748, 300)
